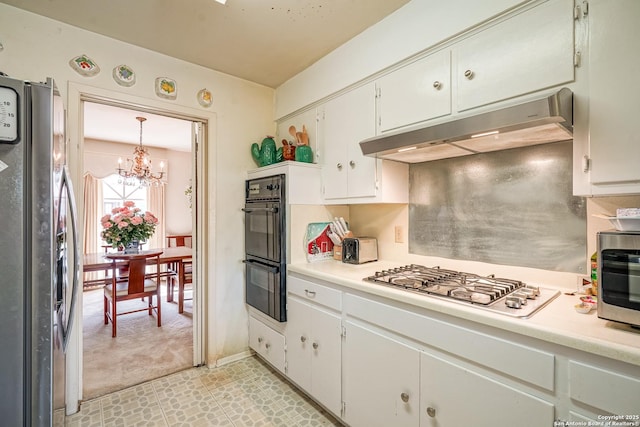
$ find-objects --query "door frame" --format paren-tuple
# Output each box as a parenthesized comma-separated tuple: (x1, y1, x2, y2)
(65, 82, 215, 414)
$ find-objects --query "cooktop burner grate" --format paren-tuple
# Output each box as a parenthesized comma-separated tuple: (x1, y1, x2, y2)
(364, 264, 560, 318)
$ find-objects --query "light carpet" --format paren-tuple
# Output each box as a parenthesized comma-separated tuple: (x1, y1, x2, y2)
(82, 287, 193, 400)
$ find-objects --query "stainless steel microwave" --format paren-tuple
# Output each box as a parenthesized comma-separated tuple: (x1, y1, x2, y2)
(597, 230, 640, 328)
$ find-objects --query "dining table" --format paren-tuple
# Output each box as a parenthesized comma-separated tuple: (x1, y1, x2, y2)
(83, 246, 193, 302)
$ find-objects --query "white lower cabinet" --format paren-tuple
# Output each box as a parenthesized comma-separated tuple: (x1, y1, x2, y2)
(283, 272, 640, 426)
(285, 296, 342, 416)
(420, 352, 555, 427)
(343, 321, 420, 427)
(285, 276, 343, 416)
(249, 315, 285, 373)
(568, 360, 640, 416)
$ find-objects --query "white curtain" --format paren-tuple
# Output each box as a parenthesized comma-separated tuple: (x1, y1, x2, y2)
(83, 173, 103, 254)
(148, 184, 166, 248)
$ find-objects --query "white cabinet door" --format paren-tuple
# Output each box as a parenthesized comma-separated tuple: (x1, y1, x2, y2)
(310, 304, 342, 416)
(248, 316, 285, 373)
(285, 296, 342, 417)
(321, 83, 377, 200)
(343, 321, 420, 427)
(455, 0, 574, 111)
(588, 0, 640, 188)
(377, 49, 452, 133)
(420, 351, 555, 427)
(285, 297, 312, 392)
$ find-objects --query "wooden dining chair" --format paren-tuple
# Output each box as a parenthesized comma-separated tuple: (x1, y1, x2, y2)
(165, 234, 192, 303)
(104, 250, 163, 337)
(168, 259, 193, 313)
(166, 234, 192, 248)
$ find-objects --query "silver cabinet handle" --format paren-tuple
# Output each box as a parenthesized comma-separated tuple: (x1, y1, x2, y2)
(426, 407, 436, 417)
(265, 343, 271, 349)
(301, 336, 307, 343)
(464, 69, 474, 79)
(257, 337, 263, 343)
(401, 392, 409, 403)
(305, 289, 316, 298)
(337, 163, 343, 170)
(349, 160, 355, 167)
(433, 81, 442, 89)
(312, 342, 319, 350)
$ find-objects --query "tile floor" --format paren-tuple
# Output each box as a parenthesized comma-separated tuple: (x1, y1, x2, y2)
(62, 356, 342, 426)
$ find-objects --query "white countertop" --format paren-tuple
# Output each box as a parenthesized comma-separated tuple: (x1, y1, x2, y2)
(288, 259, 640, 367)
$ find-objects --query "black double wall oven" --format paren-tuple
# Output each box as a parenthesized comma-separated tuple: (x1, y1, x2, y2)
(244, 174, 287, 322)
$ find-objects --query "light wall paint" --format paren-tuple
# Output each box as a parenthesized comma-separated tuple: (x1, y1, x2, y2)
(275, 0, 525, 118)
(0, 1, 275, 402)
(83, 139, 193, 235)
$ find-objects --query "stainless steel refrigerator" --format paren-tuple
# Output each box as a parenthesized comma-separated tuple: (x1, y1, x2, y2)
(0, 74, 79, 426)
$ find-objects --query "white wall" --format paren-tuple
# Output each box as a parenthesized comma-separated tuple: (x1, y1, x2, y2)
(275, 0, 526, 118)
(83, 139, 193, 235)
(0, 2, 275, 396)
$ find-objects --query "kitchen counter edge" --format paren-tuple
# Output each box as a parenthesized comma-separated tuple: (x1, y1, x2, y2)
(288, 261, 640, 367)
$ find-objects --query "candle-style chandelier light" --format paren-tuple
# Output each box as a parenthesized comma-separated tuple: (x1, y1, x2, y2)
(116, 116, 165, 187)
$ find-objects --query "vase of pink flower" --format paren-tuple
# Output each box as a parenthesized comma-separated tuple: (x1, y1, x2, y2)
(101, 201, 159, 253)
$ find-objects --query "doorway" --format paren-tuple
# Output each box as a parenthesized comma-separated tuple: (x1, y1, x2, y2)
(80, 100, 202, 399)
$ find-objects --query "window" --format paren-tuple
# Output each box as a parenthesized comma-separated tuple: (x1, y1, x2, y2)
(102, 174, 148, 216)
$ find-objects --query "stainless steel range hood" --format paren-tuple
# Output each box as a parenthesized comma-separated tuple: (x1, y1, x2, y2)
(360, 88, 573, 163)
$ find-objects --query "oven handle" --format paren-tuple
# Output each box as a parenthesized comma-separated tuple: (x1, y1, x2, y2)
(243, 259, 280, 274)
(242, 207, 279, 213)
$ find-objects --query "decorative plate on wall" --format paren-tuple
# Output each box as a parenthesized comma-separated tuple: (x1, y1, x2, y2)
(69, 54, 100, 77)
(197, 88, 213, 107)
(155, 77, 177, 100)
(112, 64, 136, 87)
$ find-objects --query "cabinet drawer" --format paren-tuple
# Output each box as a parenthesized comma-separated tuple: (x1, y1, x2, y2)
(288, 276, 342, 311)
(569, 360, 640, 415)
(249, 316, 285, 373)
(345, 293, 554, 391)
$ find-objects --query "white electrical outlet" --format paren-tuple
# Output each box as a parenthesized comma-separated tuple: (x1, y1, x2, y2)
(394, 225, 404, 243)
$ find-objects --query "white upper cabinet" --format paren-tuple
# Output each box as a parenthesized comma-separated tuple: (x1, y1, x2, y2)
(319, 83, 409, 203)
(454, 0, 575, 112)
(320, 83, 378, 200)
(376, 49, 452, 133)
(582, 0, 640, 194)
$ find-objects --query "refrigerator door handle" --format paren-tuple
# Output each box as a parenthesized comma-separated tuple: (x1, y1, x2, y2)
(61, 166, 80, 351)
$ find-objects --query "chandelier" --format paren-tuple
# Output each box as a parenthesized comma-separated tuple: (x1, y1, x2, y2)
(116, 116, 165, 187)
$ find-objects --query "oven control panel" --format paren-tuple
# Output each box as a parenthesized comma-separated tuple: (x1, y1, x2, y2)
(246, 174, 284, 201)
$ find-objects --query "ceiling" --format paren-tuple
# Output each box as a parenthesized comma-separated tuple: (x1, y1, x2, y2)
(83, 102, 194, 152)
(4, 0, 410, 150)
(2, 0, 410, 88)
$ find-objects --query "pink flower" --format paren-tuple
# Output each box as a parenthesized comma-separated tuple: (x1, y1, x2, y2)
(131, 216, 143, 225)
(123, 201, 135, 208)
(144, 212, 158, 224)
(101, 221, 111, 229)
(117, 221, 128, 229)
(100, 214, 111, 223)
(111, 207, 120, 214)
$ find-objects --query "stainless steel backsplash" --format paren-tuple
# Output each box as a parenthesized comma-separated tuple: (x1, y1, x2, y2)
(409, 140, 586, 273)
